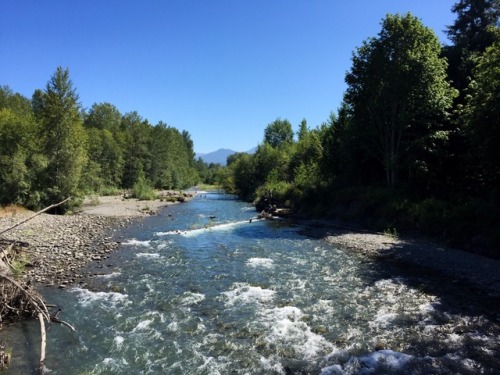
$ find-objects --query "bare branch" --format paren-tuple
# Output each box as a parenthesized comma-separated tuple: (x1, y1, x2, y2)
(0, 197, 71, 237)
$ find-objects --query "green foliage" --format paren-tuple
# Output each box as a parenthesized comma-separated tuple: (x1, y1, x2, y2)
(384, 227, 398, 239)
(0, 91, 46, 209)
(447, 0, 499, 53)
(99, 186, 123, 196)
(84, 102, 122, 133)
(463, 28, 500, 191)
(0, 7, 498, 256)
(37, 67, 87, 210)
(443, 0, 500, 100)
(345, 13, 457, 188)
(1, 71, 199, 212)
(231, 153, 258, 201)
(196, 158, 224, 186)
(10, 255, 29, 279)
(131, 174, 157, 200)
(263, 118, 294, 148)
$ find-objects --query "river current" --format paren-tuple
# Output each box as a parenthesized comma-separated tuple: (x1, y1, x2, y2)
(4, 192, 499, 374)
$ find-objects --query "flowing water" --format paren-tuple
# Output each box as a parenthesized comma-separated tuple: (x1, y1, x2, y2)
(3, 192, 499, 374)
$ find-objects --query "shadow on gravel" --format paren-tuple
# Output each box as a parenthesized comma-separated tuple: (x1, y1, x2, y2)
(299, 222, 500, 374)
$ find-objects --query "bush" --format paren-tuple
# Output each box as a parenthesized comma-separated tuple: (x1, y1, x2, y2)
(131, 177, 156, 200)
(99, 186, 122, 196)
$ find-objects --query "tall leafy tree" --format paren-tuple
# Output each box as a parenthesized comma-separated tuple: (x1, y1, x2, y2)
(36, 67, 87, 208)
(83, 103, 124, 190)
(84, 102, 122, 133)
(263, 118, 294, 148)
(230, 153, 257, 201)
(0, 108, 46, 207)
(345, 13, 457, 188)
(148, 122, 175, 189)
(0, 85, 33, 117)
(120, 111, 151, 188)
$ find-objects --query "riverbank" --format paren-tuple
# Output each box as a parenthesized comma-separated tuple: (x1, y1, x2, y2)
(0, 193, 194, 287)
(299, 221, 500, 299)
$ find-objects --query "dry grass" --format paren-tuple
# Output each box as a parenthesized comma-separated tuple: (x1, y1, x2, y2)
(0, 205, 28, 218)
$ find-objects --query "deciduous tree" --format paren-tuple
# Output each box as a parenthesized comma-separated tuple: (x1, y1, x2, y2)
(345, 13, 457, 188)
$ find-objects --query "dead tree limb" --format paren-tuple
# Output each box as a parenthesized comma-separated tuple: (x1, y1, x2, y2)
(0, 197, 71, 237)
(0, 274, 50, 322)
(38, 313, 46, 375)
(50, 308, 76, 332)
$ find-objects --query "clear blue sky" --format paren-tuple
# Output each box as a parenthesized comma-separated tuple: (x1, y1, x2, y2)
(1, 0, 456, 153)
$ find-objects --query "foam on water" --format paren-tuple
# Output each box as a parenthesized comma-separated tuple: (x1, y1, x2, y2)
(95, 271, 121, 279)
(371, 308, 399, 328)
(222, 282, 275, 306)
(180, 291, 205, 306)
(246, 257, 274, 269)
(261, 305, 334, 360)
(156, 219, 264, 238)
(122, 239, 152, 247)
(358, 350, 413, 370)
(132, 319, 153, 332)
(156, 242, 169, 250)
(114, 336, 124, 349)
(71, 287, 129, 308)
(136, 252, 160, 258)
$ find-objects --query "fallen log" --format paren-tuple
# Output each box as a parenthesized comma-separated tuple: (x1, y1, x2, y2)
(38, 313, 46, 375)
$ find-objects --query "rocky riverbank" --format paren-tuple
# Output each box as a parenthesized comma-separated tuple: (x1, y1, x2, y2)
(0, 212, 131, 287)
(299, 220, 500, 299)
(0, 193, 195, 287)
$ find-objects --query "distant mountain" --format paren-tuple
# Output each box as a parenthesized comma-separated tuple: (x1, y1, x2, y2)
(196, 148, 236, 165)
(196, 147, 256, 165)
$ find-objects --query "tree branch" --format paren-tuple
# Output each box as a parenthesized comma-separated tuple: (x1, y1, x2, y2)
(0, 197, 71, 237)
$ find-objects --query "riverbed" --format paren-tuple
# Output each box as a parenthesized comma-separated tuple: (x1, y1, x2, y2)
(3, 192, 499, 374)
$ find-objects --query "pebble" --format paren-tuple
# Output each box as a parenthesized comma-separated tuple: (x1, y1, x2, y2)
(0, 212, 128, 286)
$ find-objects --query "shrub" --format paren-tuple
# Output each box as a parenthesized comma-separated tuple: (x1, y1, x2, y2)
(99, 186, 122, 196)
(131, 177, 156, 200)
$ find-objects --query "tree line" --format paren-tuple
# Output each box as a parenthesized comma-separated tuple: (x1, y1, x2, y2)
(221, 0, 499, 257)
(0, 68, 198, 211)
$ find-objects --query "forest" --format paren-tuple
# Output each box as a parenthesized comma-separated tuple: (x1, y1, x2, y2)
(218, 1, 499, 258)
(0, 68, 199, 212)
(1, 0, 498, 257)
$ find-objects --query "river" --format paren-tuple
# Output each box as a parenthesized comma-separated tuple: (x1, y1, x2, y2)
(3, 192, 499, 374)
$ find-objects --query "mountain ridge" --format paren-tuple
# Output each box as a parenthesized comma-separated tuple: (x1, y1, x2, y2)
(196, 147, 256, 165)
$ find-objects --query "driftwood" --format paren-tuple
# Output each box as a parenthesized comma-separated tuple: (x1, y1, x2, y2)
(38, 313, 46, 374)
(0, 197, 74, 374)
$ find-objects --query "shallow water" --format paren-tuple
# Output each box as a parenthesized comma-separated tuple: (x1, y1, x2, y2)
(3, 192, 499, 374)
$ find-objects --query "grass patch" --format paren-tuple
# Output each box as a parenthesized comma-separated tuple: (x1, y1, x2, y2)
(0, 204, 27, 217)
(10, 255, 29, 279)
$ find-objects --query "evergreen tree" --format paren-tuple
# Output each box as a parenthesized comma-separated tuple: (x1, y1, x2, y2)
(444, 0, 500, 96)
(464, 28, 500, 191)
(36, 67, 87, 209)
